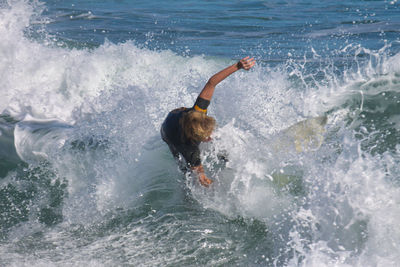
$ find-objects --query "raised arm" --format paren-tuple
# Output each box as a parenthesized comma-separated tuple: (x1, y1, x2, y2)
(191, 57, 255, 187)
(198, 56, 256, 101)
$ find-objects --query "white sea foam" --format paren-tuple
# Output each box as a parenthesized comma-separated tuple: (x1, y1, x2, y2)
(1, 0, 400, 266)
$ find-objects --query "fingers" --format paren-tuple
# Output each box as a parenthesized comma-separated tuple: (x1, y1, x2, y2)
(199, 174, 213, 187)
(239, 57, 256, 70)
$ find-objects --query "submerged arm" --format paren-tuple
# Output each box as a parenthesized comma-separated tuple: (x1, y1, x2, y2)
(192, 165, 213, 187)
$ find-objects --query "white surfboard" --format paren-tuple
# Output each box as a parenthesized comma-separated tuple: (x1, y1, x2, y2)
(273, 116, 327, 153)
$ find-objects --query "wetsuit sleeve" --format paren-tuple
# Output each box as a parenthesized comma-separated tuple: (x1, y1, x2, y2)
(180, 144, 201, 167)
(193, 97, 210, 113)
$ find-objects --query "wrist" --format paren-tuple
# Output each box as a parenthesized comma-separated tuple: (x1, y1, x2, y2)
(236, 61, 243, 69)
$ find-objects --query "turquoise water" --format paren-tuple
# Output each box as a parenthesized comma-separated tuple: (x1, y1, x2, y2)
(1, 0, 400, 266)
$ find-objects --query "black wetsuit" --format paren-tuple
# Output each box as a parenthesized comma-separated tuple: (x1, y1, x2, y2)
(161, 97, 210, 167)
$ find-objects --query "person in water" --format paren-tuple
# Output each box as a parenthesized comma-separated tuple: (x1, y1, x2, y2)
(161, 56, 256, 187)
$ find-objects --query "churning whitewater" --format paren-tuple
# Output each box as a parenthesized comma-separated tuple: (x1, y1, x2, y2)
(1, 0, 400, 266)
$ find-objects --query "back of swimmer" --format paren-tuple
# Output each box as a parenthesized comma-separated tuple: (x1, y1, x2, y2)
(161, 56, 256, 187)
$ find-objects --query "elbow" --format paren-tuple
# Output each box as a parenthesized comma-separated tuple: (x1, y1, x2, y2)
(207, 78, 217, 87)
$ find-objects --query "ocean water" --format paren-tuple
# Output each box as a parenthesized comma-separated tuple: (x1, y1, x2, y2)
(1, 0, 400, 266)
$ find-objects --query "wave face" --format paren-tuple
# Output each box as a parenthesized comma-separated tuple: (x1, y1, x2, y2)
(1, 1, 400, 266)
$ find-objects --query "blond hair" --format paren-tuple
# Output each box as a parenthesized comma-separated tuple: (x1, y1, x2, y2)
(181, 110, 216, 142)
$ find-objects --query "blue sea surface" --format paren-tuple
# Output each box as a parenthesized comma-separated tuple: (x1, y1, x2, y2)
(1, 0, 400, 266)
(40, 0, 400, 59)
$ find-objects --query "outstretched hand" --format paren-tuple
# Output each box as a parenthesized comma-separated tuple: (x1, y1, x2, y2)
(192, 165, 213, 187)
(238, 56, 256, 70)
(199, 173, 213, 187)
